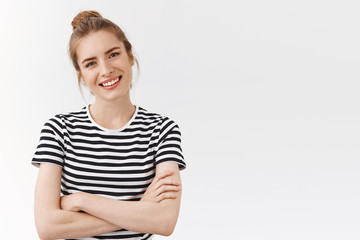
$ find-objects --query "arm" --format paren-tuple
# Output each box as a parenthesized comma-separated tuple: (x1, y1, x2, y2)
(34, 163, 120, 240)
(65, 161, 183, 236)
(35, 162, 180, 240)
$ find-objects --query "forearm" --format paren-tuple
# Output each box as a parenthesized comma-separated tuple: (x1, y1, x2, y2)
(34, 163, 120, 240)
(36, 208, 120, 240)
(78, 192, 180, 236)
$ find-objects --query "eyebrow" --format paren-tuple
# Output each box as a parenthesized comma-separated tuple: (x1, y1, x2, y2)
(81, 46, 121, 64)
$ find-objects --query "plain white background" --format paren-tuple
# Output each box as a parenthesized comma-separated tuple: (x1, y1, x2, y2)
(0, 0, 359, 239)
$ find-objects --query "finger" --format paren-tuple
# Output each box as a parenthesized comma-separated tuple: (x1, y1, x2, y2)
(154, 178, 181, 191)
(155, 185, 181, 196)
(153, 170, 174, 184)
(156, 192, 178, 203)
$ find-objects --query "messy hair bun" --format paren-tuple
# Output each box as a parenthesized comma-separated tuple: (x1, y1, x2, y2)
(71, 10, 102, 31)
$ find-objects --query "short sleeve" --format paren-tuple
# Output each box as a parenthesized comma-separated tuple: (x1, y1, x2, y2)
(31, 115, 65, 168)
(155, 117, 186, 170)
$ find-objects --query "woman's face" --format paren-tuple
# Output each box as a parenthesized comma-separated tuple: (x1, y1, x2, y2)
(76, 30, 134, 103)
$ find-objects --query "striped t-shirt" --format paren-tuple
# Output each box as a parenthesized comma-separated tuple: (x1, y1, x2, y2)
(32, 105, 186, 240)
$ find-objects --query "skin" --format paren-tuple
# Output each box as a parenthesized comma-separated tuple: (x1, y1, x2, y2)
(77, 30, 136, 129)
(34, 30, 183, 240)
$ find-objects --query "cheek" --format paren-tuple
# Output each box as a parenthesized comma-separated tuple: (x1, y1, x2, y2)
(83, 71, 98, 84)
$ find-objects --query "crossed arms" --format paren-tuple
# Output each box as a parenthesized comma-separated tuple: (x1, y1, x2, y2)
(34, 161, 182, 240)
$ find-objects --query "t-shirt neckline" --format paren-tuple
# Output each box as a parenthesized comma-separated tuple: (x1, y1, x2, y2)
(86, 104, 139, 133)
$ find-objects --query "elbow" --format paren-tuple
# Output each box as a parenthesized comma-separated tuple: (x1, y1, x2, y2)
(153, 204, 180, 236)
(157, 226, 175, 237)
(35, 213, 60, 240)
(156, 216, 178, 236)
(36, 224, 53, 240)
(38, 234, 53, 240)
(36, 220, 56, 240)
(160, 228, 175, 237)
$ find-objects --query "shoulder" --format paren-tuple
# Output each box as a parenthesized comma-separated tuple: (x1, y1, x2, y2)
(52, 107, 88, 123)
(42, 107, 89, 132)
(136, 107, 182, 146)
(136, 106, 181, 131)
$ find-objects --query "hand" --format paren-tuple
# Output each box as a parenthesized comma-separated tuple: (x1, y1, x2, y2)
(141, 170, 181, 203)
(60, 192, 84, 212)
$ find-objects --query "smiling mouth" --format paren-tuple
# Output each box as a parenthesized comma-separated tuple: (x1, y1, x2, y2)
(100, 76, 122, 87)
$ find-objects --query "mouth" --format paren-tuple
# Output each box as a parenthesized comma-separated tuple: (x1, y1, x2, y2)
(99, 75, 122, 87)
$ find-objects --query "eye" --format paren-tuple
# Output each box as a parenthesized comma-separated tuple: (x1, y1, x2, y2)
(85, 62, 96, 68)
(109, 52, 119, 58)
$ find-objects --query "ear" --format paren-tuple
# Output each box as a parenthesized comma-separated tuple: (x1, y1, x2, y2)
(128, 51, 135, 66)
(80, 77, 85, 85)
(77, 71, 86, 85)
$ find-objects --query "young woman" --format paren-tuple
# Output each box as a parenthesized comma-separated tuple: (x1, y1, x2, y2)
(32, 11, 186, 240)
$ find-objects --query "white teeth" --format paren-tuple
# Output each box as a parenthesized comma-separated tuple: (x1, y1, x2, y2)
(102, 77, 120, 87)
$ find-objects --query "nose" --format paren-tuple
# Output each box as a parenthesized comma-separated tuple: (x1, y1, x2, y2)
(100, 60, 114, 77)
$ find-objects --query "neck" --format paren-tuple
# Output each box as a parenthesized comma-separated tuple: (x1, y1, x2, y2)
(89, 95, 135, 130)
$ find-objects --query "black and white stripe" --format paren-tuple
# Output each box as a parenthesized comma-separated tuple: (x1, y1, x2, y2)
(32, 105, 186, 240)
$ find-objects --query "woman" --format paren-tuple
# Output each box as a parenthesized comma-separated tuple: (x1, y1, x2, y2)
(32, 10, 186, 240)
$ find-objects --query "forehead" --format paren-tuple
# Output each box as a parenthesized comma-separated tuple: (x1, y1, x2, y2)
(77, 30, 123, 60)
